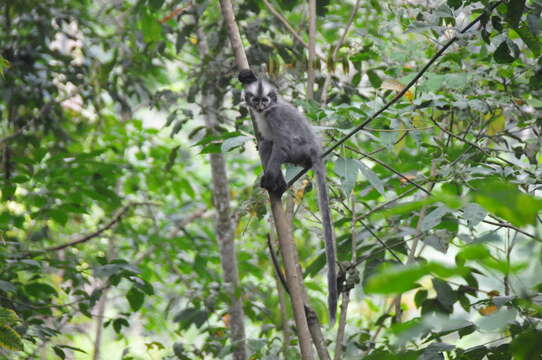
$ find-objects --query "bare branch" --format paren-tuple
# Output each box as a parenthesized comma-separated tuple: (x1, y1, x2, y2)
(307, 0, 316, 100)
(42, 202, 151, 252)
(321, 0, 362, 104)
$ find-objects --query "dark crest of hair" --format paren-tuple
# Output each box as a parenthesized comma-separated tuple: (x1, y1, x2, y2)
(238, 69, 258, 85)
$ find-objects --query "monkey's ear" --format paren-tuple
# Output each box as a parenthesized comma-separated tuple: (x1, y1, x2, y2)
(238, 69, 258, 85)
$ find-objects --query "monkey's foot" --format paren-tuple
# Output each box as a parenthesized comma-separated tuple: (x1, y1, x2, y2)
(261, 172, 287, 196)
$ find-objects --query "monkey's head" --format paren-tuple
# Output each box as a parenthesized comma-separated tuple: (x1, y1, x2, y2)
(239, 70, 278, 113)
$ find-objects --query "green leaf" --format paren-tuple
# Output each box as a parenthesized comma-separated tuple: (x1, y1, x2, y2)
(221, 136, 251, 152)
(421, 205, 450, 232)
(470, 177, 542, 227)
(334, 158, 358, 194)
(506, 0, 526, 28)
(494, 41, 515, 64)
(0, 280, 16, 293)
(463, 203, 487, 227)
(24, 283, 58, 298)
(476, 308, 517, 331)
(139, 10, 162, 43)
(357, 161, 386, 196)
(0, 308, 20, 325)
(365, 263, 426, 294)
(126, 287, 145, 311)
(149, 0, 165, 10)
(514, 23, 541, 56)
(53, 345, 66, 359)
(367, 69, 382, 88)
(316, 0, 330, 16)
(173, 308, 209, 329)
(432, 278, 456, 311)
(113, 318, 130, 334)
(0, 325, 24, 351)
(424, 230, 451, 254)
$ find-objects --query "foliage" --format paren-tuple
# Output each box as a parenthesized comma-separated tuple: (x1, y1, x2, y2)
(0, 0, 541, 359)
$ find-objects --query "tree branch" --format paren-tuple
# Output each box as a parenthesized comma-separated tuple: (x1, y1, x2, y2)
(42, 202, 151, 253)
(219, 1, 315, 358)
(287, 0, 504, 187)
(307, 0, 316, 100)
(321, 0, 362, 104)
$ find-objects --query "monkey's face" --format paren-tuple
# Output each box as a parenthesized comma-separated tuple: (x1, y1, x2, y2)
(244, 78, 278, 112)
(246, 94, 273, 112)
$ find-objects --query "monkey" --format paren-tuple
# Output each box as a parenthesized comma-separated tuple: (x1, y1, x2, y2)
(238, 69, 337, 323)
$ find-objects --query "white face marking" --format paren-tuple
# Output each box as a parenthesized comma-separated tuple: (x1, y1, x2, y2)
(244, 79, 277, 112)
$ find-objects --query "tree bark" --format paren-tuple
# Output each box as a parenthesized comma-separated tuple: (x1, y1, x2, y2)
(218, 1, 314, 358)
(307, 0, 316, 100)
(197, 26, 247, 360)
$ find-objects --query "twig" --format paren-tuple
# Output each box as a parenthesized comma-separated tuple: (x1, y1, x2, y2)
(357, 150, 430, 195)
(159, 2, 192, 24)
(333, 196, 357, 360)
(262, 0, 307, 50)
(287, 0, 504, 187)
(307, 0, 316, 100)
(42, 202, 150, 253)
(169, 208, 208, 237)
(321, 0, 362, 104)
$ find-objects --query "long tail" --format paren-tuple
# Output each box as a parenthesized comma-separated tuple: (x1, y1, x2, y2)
(314, 158, 337, 324)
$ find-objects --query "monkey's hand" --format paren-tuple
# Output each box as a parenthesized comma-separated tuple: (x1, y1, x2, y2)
(261, 171, 287, 196)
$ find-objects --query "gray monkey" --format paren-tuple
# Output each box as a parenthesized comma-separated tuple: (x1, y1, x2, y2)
(238, 69, 337, 323)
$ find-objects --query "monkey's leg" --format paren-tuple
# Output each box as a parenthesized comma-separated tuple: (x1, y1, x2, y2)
(259, 139, 273, 169)
(261, 146, 287, 195)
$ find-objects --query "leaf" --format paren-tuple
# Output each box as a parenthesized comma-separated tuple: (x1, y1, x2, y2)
(0, 308, 20, 325)
(470, 177, 542, 227)
(493, 41, 515, 64)
(139, 10, 162, 43)
(486, 113, 505, 135)
(421, 342, 455, 360)
(506, 0, 526, 28)
(365, 264, 426, 294)
(57, 344, 87, 354)
(476, 308, 517, 331)
(165, 145, 181, 171)
(113, 318, 130, 334)
(367, 69, 382, 88)
(0, 325, 24, 351)
(316, 0, 330, 16)
(221, 136, 251, 152)
(53, 345, 66, 359)
(432, 278, 456, 311)
(334, 158, 358, 194)
(126, 287, 145, 311)
(173, 308, 209, 329)
(514, 23, 541, 56)
(421, 205, 450, 232)
(463, 203, 487, 227)
(357, 161, 386, 197)
(479, 304, 497, 316)
(24, 283, 58, 298)
(0, 280, 16, 293)
(424, 230, 451, 254)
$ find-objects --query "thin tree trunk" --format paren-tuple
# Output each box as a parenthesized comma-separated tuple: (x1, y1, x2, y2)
(218, 1, 316, 358)
(93, 238, 115, 360)
(92, 288, 109, 360)
(197, 27, 247, 360)
(307, 0, 316, 100)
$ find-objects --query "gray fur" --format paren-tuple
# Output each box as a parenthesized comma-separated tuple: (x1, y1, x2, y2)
(241, 72, 338, 323)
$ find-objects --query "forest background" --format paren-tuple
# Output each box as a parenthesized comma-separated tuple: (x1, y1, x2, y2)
(1, 0, 542, 359)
